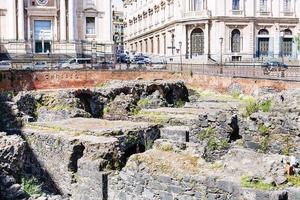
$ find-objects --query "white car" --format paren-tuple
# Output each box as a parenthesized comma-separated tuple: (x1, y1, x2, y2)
(61, 58, 91, 69)
(24, 61, 48, 70)
(0, 61, 12, 70)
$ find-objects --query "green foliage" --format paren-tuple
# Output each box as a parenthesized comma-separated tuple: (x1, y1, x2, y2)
(240, 176, 274, 190)
(21, 177, 42, 196)
(103, 106, 110, 115)
(243, 99, 259, 117)
(137, 111, 169, 124)
(198, 127, 229, 151)
(288, 175, 300, 186)
(259, 100, 272, 112)
(282, 136, 292, 156)
(258, 124, 269, 136)
(137, 98, 151, 108)
(231, 89, 241, 99)
(175, 99, 185, 108)
(243, 99, 272, 117)
(96, 82, 107, 88)
(129, 106, 141, 116)
(259, 136, 269, 153)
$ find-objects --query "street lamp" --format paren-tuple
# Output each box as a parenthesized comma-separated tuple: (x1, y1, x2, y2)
(219, 37, 224, 74)
(179, 41, 182, 72)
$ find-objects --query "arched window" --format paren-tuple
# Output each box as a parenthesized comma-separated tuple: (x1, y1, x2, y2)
(257, 29, 269, 57)
(284, 29, 292, 35)
(282, 29, 293, 56)
(191, 28, 204, 56)
(232, 0, 240, 10)
(231, 29, 241, 53)
(258, 29, 269, 35)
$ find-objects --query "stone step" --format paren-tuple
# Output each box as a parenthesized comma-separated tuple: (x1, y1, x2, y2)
(160, 126, 190, 143)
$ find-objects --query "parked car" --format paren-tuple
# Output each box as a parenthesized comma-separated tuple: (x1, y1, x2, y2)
(262, 61, 288, 75)
(0, 60, 12, 70)
(116, 53, 130, 63)
(24, 61, 48, 70)
(93, 61, 114, 69)
(61, 58, 91, 69)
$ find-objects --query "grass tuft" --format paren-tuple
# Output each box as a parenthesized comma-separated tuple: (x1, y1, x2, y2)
(21, 177, 42, 196)
(240, 176, 274, 190)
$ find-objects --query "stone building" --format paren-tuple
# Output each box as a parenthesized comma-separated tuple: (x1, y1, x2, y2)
(124, 0, 300, 63)
(112, 7, 125, 52)
(0, 0, 113, 59)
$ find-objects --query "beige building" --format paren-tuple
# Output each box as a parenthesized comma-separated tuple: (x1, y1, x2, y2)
(0, 0, 113, 59)
(112, 8, 125, 52)
(124, 0, 300, 63)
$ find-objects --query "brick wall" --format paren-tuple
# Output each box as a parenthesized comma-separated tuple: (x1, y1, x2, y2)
(0, 70, 299, 95)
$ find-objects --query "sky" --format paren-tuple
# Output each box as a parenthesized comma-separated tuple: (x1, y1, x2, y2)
(112, 0, 124, 10)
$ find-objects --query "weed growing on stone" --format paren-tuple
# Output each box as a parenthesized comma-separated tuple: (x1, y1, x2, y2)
(259, 100, 272, 112)
(175, 99, 185, 108)
(231, 89, 241, 99)
(21, 177, 42, 196)
(240, 176, 274, 190)
(137, 98, 151, 108)
(137, 111, 169, 124)
(259, 136, 269, 153)
(288, 175, 300, 186)
(258, 124, 269, 136)
(282, 136, 293, 156)
(243, 99, 259, 117)
(96, 82, 107, 88)
(198, 127, 229, 151)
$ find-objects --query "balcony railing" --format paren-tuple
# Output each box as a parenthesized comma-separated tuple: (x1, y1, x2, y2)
(232, 10, 243, 15)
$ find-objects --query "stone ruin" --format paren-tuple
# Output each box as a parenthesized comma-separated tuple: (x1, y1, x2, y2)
(0, 80, 300, 200)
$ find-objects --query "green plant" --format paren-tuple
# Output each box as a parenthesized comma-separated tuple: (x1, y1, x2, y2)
(282, 136, 292, 156)
(158, 142, 174, 152)
(258, 124, 269, 136)
(21, 177, 42, 196)
(137, 98, 151, 108)
(259, 136, 269, 153)
(175, 99, 185, 108)
(259, 100, 272, 112)
(231, 89, 241, 99)
(129, 106, 141, 116)
(243, 99, 259, 117)
(288, 175, 300, 186)
(240, 176, 274, 190)
(96, 82, 107, 88)
(198, 127, 229, 151)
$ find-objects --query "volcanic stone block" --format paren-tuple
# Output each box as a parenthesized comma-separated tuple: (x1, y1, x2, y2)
(160, 126, 190, 142)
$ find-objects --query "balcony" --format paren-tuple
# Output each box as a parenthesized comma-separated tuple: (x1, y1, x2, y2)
(184, 10, 210, 18)
(282, 11, 294, 17)
(231, 10, 243, 16)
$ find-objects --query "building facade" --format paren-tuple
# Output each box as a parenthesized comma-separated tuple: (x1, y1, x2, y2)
(0, 0, 113, 58)
(124, 0, 300, 63)
(112, 7, 125, 52)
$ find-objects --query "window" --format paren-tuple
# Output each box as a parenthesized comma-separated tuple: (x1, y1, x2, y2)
(191, 28, 204, 56)
(190, 0, 202, 11)
(231, 29, 241, 53)
(232, 0, 240, 10)
(283, 0, 291, 12)
(260, 0, 268, 12)
(86, 17, 95, 35)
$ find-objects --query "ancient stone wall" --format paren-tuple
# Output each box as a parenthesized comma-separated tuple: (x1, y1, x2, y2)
(0, 70, 299, 95)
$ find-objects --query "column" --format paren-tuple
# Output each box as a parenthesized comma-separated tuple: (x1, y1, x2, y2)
(204, 22, 209, 58)
(17, 0, 24, 40)
(68, 0, 75, 41)
(6, 0, 17, 40)
(60, 0, 67, 41)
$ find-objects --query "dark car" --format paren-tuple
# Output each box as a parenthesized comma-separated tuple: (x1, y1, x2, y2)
(93, 61, 114, 69)
(262, 61, 288, 75)
(117, 53, 130, 63)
